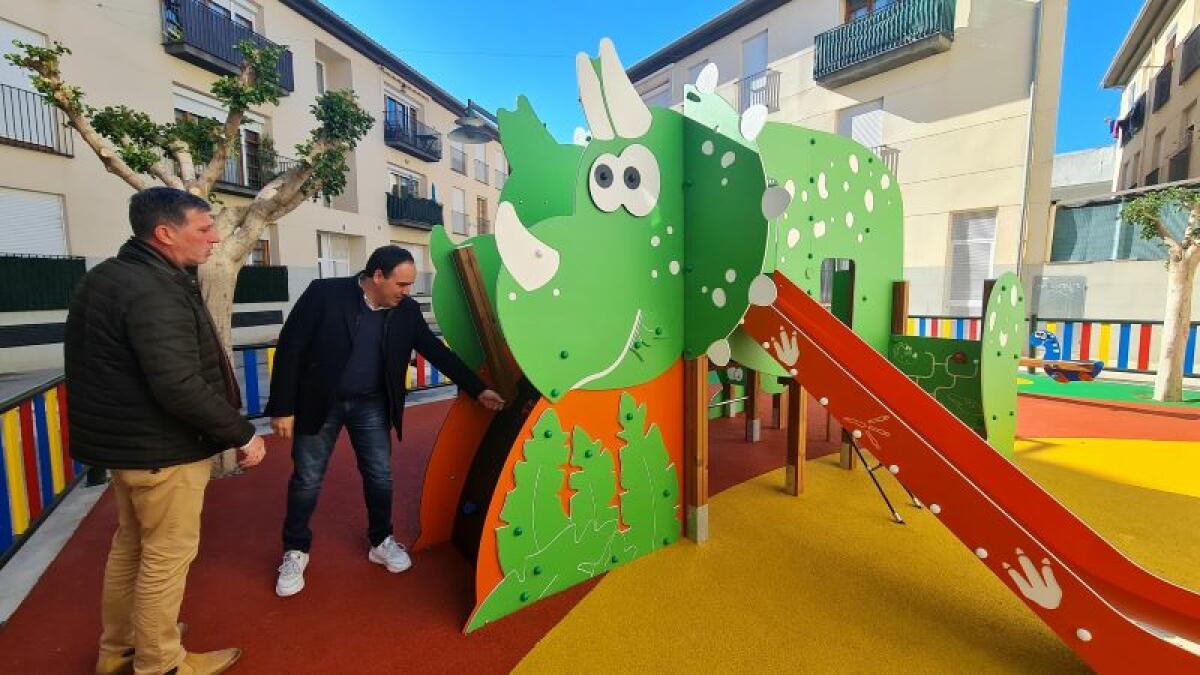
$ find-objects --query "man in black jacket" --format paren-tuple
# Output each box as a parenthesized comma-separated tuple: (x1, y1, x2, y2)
(266, 245, 502, 597)
(66, 187, 265, 675)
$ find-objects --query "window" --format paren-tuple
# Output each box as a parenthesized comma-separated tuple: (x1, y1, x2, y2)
(476, 196, 489, 234)
(385, 94, 419, 130)
(0, 19, 62, 151)
(173, 88, 265, 188)
(247, 238, 270, 266)
(451, 187, 467, 234)
(1181, 101, 1196, 145)
(945, 210, 997, 315)
(201, 0, 257, 28)
(317, 232, 351, 278)
(838, 99, 884, 150)
(845, 0, 895, 22)
(389, 167, 422, 198)
(1151, 130, 1164, 172)
(0, 187, 66, 255)
(450, 139, 467, 174)
(742, 31, 767, 80)
(315, 60, 326, 95)
(688, 60, 711, 86)
(473, 144, 488, 182)
(641, 82, 671, 108)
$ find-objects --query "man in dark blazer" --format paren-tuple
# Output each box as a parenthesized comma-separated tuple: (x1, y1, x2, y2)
(266, 245, 503, 597)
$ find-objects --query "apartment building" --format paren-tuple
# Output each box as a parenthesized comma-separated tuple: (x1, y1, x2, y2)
(1025, 0, 1200, 321)
(628, 0, 1066, 316)
(0, 0, 506, 370)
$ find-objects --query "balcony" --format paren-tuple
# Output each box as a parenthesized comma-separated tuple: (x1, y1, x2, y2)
(383, 115, 442, 163)
(814, 0, 955, 88)
(872, 144, 900, 177)
(0, 85, 74, 157)
(1153, 61, 1173, 111)
(386, 192, 444, 230)
(1168, 138, 1191, 182)
(215, 151, 302, 197)
(161, 0, 295, 94)
(474, 159, 489, 183)
(450, 148, 466, 174)
(1182, 26, 1200, 84)
(739, 69, 780, 113)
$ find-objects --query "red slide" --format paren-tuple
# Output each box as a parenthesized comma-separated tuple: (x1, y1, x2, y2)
(740, 273, 1200, 673)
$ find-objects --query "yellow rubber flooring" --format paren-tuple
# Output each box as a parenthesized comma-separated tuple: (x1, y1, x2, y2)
(516, 439, 1200, 673)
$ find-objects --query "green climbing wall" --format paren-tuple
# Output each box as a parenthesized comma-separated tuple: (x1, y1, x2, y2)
(467, 392, 679, 631)
(980, 272, 1026, 457)
(889, 336, 985, 436)
(757, 125, 903, 354)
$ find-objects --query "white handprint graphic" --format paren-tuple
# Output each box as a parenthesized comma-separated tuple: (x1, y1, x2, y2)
(1003, 549, 1062, 610)
(772, 329, 799, 366)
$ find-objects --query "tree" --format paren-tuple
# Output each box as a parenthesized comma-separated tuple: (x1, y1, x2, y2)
(1120, 187, 1200, 402)
(7, 40, 373, 472)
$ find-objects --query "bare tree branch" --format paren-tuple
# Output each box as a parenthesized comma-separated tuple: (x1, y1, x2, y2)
(46, 82, 148, 191)
(1154, 215, 1183, 257)
(148, 156, 185, 189)
(214, 203, 247, 241)
(170, 140, 197, 184)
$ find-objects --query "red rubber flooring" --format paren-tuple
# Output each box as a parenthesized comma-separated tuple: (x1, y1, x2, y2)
(0, 392, 1175, 672)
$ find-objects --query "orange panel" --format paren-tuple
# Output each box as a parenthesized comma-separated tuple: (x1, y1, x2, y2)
(468, 360, 685, 631)
(414, 392, 497, 551)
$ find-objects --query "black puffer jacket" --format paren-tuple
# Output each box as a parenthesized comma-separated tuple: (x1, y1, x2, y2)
(64, 238, 255, 469)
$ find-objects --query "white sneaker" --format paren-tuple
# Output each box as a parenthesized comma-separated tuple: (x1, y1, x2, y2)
(275, 550, 309, 597)
(368, 535, 412, 573)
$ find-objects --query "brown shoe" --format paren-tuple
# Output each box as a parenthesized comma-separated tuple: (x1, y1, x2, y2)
(175, 648, 241, 675)
(94, 651, 133, 675)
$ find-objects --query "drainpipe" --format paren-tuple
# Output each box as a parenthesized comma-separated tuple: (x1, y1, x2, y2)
(1015, 0, 1045, 280)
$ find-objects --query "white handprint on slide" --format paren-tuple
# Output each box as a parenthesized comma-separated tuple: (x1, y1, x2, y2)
(772, 329, 799, 366)
(1003, 548, 1063, 610)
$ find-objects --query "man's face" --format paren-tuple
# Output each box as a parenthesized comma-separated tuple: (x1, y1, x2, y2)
(372, 262, 416, 308)
(158, 208, 219, 266)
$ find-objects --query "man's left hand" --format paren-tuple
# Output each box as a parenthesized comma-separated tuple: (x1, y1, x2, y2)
(477, 389, 506, 411)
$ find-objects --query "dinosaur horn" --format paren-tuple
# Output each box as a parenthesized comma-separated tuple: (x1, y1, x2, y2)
(494, 202, 560, 292)
(598, 38, 651, 139)
(576, 52, 614, 141)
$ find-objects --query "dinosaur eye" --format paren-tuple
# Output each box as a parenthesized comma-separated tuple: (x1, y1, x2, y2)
(623, 167, 641, 190)
(618, 144, 659, 217)
(594, 163, 614, 188)
(587, 153, 622, 213)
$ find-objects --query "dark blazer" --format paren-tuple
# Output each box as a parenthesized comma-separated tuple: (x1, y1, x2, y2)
(64, 238, 255, 470)
(265, 276, 487, 437)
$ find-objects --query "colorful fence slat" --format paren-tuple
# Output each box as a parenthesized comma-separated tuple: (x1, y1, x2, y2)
(1, 382, 76, 563)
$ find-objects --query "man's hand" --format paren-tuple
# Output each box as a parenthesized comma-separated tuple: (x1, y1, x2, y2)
(477, 389, 506, 411)
(271, 416, 295, 440)
(238, 434, 266, 469)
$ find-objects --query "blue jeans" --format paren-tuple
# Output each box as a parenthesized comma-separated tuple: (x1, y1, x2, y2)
(282, 395, 393, 552)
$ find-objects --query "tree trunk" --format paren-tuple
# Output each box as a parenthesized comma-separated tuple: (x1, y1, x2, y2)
(1153, 255, 1198, 401)
(199, 234, 247, 477)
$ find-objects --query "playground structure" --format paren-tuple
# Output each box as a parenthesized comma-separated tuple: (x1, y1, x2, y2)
(401, 38, 1197, 671)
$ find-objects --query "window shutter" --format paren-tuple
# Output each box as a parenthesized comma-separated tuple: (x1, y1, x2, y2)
(0, 187, 66, 255)
(946, 210, 996, 314)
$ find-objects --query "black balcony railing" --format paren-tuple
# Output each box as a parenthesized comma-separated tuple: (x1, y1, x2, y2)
(814, 0, 955, 87)
(161, 0, 295, 94)
(872, 144, 900, 177)
(739, 69, 780, 112)
(1153, 61, 1173, 111)
(1129, 94, 1146, 137)
(451, 148, 467, 174)
(0, 84, 73, 157)
(1145, 168, 1161, 186)
(1168, 139, 1191, 182)
(0, 254, 86, 312)
(386, 192, 444, 229)
(383, 115, 442, 162)
(216, 151, 303, 196)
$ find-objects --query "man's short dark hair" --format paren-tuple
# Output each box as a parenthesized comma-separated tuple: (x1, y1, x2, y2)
(129, 187, 212, 240)
(363, 245, 415, 278)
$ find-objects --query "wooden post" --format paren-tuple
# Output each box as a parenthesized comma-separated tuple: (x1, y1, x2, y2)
(744, 368, 761, 442)
(452, 246, 521, 401)
(784, 381, 808, 496)
(684, 356, 710, 542)
(891, 280, 910, 336)
(981, 278, 998, 318)
(771, 389, 784, 429)
(839, 429, 856, 470)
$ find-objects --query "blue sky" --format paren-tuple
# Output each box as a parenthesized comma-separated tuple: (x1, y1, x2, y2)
(321, 0, 1141, 153)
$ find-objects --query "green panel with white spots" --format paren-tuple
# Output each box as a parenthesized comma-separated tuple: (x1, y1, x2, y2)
(756, 125, 903, 355)
(680, 84, 770, 362)
(496, 96, 583, 227)
(889, 336, 985, 436)
(467, 392, 679, 632)
(980, 272, 1025, 457)
(728, 328, 788, 395)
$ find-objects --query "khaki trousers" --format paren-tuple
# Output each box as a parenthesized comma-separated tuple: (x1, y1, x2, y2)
(98, 458, 211, 675)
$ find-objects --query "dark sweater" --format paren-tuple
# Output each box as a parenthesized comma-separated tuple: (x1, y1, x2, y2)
(337, 299, 387, 399)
